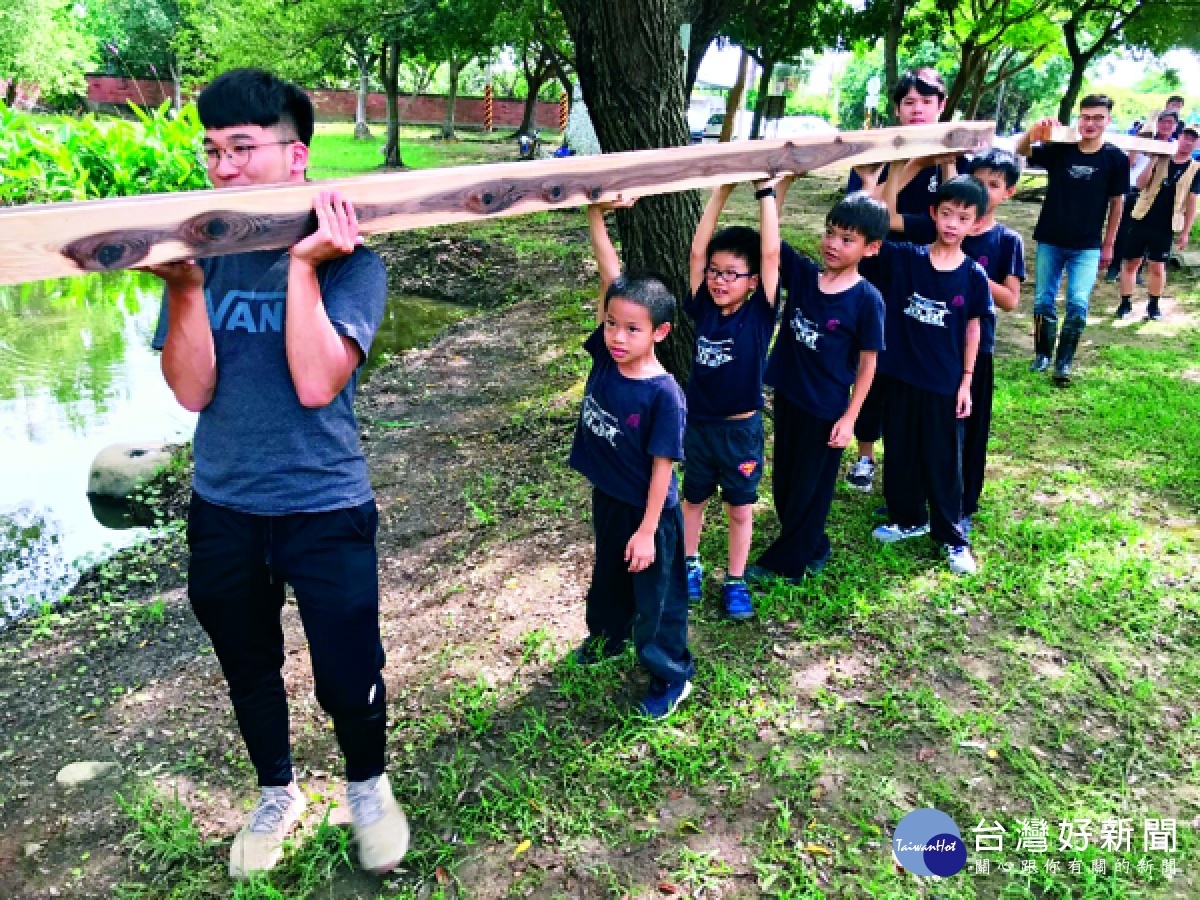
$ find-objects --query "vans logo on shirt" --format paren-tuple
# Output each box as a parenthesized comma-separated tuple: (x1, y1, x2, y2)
(790, 310, 821, 351)
(207, 290, 287, 334)
(903, 292, 950, 327)
(1067, 164, 1098, 180)
(581, 394, 621, 447)
(695, 337, 734, 368)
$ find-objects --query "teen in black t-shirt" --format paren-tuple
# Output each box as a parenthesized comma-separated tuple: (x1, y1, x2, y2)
(1118, 126, 1200, 321)
(1017, 95, 1129, 384)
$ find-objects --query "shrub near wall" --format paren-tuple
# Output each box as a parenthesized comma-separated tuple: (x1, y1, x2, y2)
(0, 101, 207, 206)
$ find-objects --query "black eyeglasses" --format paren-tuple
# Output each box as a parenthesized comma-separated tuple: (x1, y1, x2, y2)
(705, 266, 754, 283)
(199, 140, 295, 168)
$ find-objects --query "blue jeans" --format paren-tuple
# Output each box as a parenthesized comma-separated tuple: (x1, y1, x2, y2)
(1034, 243, 1102, 323)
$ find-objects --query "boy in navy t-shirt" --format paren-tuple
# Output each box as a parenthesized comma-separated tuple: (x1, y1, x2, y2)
(886, 150, 1027, 533)
(746, 192, 888, 584)
(571, 201, 694, 720)
(867, 176, 992, 576)
(681, 179, 782, 621)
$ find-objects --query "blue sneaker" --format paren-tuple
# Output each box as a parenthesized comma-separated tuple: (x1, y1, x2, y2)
(872, 522, 931, 543)
(638, 678, 693, 720)
(685, 557, 704, 603)
(723, 579, 755, 620)
(960, 515, 972, 538)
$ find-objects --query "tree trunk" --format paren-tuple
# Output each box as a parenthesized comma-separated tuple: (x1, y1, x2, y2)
(354, 53, 372, 140)
(558, 0, 703, 380)
(750, 57, 774, 141)
(942, 43, 981, 121)
(683, 0, 727, 103)
(442, 56, 461, 140)
(720, 49, 750, 143)
(383, 41, 404, 168)
(519, 48, 553, 137)
(169, 60, 181, 111)
(5, 79, 17, 107)
(1057, 54, 1088, 125)
(883, 0, 907, 116)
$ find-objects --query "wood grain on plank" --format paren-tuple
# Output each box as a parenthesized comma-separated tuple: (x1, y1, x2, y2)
(1047, 126, 1175, 156)
(0, 122, 994, 286)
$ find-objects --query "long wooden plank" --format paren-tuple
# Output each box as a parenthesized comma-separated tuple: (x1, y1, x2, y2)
(1048, 126, 1175, 156)
(0, 122, 994, 286)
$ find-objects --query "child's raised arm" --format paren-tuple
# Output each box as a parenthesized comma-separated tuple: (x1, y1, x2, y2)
(880, 159, 919, 233)
(757, 176, 786, 304)
(690, 184, 736, 295)
(586, 198, 635, 323)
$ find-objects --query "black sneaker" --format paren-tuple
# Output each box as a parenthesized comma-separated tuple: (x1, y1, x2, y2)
(1145, 299, 1162, 321)
(1114, 298, 1133, 319)
(845, 456, 875, 492)
(573, 637, 626, 666)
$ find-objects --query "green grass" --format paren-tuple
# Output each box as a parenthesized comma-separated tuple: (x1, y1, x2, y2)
(108, 176, 1200, 897)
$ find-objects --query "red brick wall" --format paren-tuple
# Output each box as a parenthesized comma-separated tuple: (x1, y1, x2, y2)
(84, 75, 561, 129)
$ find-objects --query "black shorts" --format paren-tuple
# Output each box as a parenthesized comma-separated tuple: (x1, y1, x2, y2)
(682, 413, 765, 507)
(1123, 219, 1173, 264)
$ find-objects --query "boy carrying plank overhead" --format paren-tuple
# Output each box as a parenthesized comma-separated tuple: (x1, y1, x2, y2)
(147, 69, 407, 879)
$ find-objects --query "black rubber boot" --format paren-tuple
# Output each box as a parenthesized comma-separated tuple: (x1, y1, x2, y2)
(1145, 297, 1162, 321)
(1031, 314, 1057, 373)
(1053, 316, 1086, 385)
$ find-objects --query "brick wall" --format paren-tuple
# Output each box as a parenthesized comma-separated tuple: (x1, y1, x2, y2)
(84, 75, 561, 129)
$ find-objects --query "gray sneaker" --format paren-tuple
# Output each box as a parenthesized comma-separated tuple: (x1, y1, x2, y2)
(229, 783, 306, 879)
(845, 456, 876, 492)
(348, 773, 409, 874)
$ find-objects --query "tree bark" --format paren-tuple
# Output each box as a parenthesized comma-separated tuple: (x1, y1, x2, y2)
(557, 0, 703, 379)
(442, 56, 462, 140)
(720, 49, 750, 143)
(750, 57, 774, 141)
(354, 51, 373, 140)
(519, 46, 553, 137)
(883, 0, 907, 117)
(383, 41, 404, 168)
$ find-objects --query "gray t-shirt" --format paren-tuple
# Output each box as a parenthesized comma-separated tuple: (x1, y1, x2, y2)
(152, 247, 387, 514)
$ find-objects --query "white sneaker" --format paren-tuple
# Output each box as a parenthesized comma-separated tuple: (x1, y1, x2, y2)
(845, 456, 876, 492)
(229, 783, 306, 879)
(945, 544, 978, 576)
(872, 522, 930, 543)
(348, 773, 409, 874)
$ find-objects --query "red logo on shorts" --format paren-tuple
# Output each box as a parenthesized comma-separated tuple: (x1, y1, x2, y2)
(738, 460, 758, 477)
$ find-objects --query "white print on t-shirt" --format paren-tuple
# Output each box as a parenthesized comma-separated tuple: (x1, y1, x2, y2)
(790, 310, 821, 351)
(695, 336, 734, 367)
(581, 394, 621, 447)
(1067, 164, 1098, 180)
(903, 293, 950, 327)
(926, 173, 938, 193)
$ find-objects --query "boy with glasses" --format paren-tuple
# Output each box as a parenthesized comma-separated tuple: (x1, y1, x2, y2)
(1017, 95, 1129, 384)
(148, 68, 407, 879)
(680, 180, 782, 620)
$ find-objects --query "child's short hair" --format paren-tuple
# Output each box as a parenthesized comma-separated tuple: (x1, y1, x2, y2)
(892, 68, 947, 106)
(198, 68, 315, 146)
(969, 148, 1022, 188)
(605, 272, 677, 327)
(1159, 109, 1180, 124)
(935, 175, 989, 219)
(1079, 93, 1114, 113)
(827, 191, 890, 243)
(1168, 94, 1185, 105)
(706, 226, 761, 275)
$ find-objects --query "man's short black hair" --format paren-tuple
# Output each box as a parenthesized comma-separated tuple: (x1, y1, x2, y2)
(605, 272, 677, 327)
(198, 68, 315, 146)
(1159, 109, 1180, 124)
(706, 226, 761, 275)
(1079, 93, 1114, 113)
(969, 148, 1022, 188)
(1168, 94, 1186, 105)
(827, 191, 890, 243)
(934, 175, 988, 219)
(892, 67, 947, 106)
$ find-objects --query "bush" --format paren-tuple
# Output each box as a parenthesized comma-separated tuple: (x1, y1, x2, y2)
(0, 101, 207, 206)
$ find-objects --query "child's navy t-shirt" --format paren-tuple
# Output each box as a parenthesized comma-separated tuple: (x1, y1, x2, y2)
(682, 283, 776, 421)
(568, 327, 687, 509)
(151, 247, 387, 514)
(865, 242, 991, 396)
(764, 243, 886, 422)
(902, 216, 1025, 354)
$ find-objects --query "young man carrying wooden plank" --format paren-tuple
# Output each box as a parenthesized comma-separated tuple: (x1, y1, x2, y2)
(147, 68, 408, 879)
(1016, 95, 1130, 385)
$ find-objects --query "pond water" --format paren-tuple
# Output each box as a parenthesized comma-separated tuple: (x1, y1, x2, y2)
(0, 273, 465, 627)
